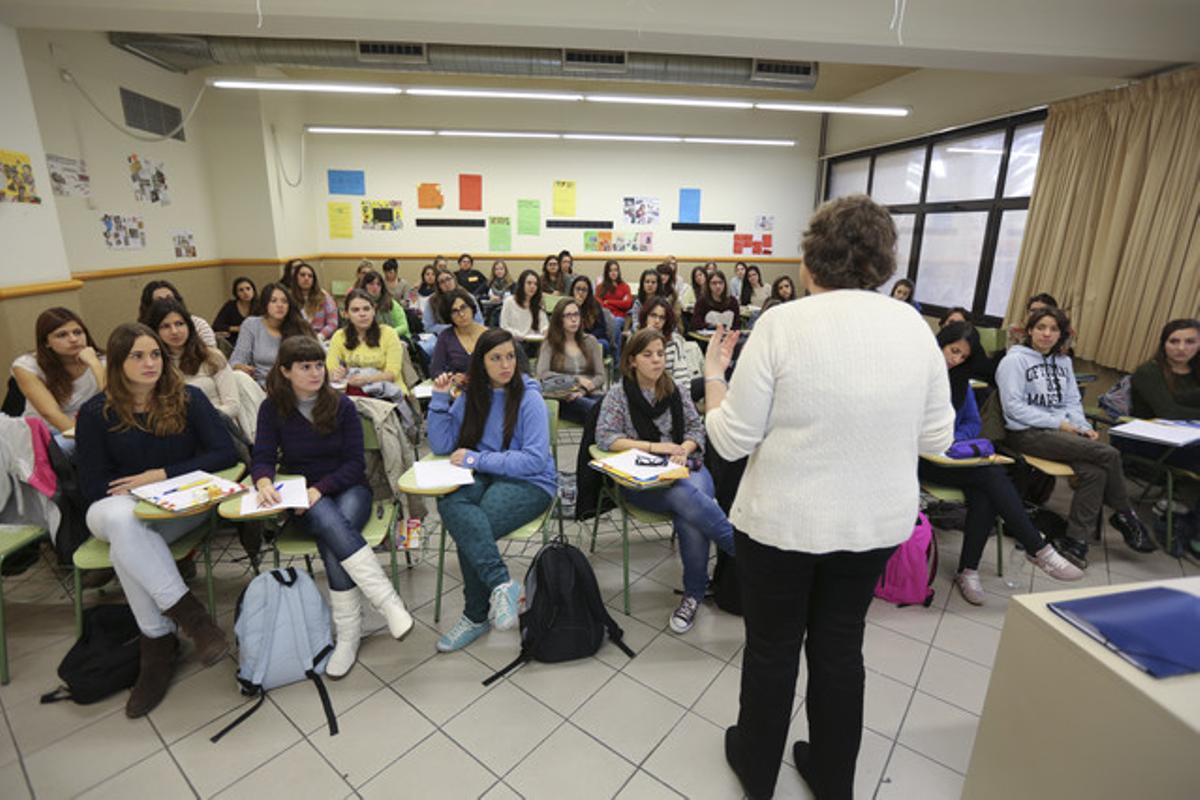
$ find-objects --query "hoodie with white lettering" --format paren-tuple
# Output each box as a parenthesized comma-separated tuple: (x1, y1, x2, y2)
(995, 344, 1090, 432)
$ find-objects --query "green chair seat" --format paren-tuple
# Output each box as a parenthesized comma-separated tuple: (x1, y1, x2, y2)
(73, 524, 210, 569)
(0, 525, 50, 684)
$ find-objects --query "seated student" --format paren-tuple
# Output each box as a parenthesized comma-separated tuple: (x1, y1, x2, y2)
(230, 282, 314, 386)
(455, 253, 488, 301)
(559, 249, 575, 277)
(703, 260, 719, 276)
(252, 336, 413, 678)
(570, 276, 612, 354)
(1124, 318, 1200, 470)
(279, 258, 304, 291)
(291, 262, 339, 341)
(11, 307, 105, 438)
(596, 260, 633, 322)
(500, 269, 549, 343)
(768, 274, 796, 305)
(430, 289, 488, 386)
(889, 278, 922, 312)
(939, 307, 995, 383)
(76, 323, 236, 717)
(678, 265, 707, 313)
(739, 265, 770, 308)
(541, 253, 567, 296)
(691, 269, 742, 331)
(355, 259, 374, 281)
(537, 298, 606, 423)
(628, 269, 661, 334)
(358, 270, 409, 338)
(482, 259, 512, 325)
(640, 297, 698, 388)
(729, 261, 747, 301)
(997, 306, 1155, 559)
(595, 329, 735, 633)
(213, 277, 256, 339)
(420, 268, 462, 335)
(382, 258, 413, 305)
(921, 323, 1083, 604)
(427, 329, 556, 652)
(1007, 292, 1059, 346)
(139, 280, 217, 347)
(415, 264, 438, 300)
(144, 299, 241, 424)
(655, 261, 679, 312)
(325, 290, 405, 393)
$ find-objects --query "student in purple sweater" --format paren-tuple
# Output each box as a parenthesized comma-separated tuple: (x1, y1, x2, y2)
(77, 323, 237, 719)
(251, 336, 413, 678)
(427, 328, 557, 653)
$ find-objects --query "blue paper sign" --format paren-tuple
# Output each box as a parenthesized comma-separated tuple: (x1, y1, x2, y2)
(327, 169, 366, 196)
(679, 188, 701, 223)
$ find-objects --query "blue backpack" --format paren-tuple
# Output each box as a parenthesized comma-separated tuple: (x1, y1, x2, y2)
(210, 568, 336, 742)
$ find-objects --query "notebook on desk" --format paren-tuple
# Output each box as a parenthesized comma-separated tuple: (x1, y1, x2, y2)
(1048, 587, 1200, 678)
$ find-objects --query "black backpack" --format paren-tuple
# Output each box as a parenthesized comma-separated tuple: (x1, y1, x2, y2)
(40, 604, 141, 705)
(484, 535, 635, 686)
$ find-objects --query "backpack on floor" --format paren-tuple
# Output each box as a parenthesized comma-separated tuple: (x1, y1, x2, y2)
(483, 535, 635, 686)
(874, 513, 938, 608)
(40, 604, 141, 705)
(210, 568, 336, 743)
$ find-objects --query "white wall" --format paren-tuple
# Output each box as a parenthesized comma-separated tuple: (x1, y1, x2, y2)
(260, 88, 316, 258)
(0, 22, 70, 287)
(18, 28, 220, 270)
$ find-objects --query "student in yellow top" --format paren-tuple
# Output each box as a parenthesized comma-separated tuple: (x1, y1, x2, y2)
(325, 289, 403, 390)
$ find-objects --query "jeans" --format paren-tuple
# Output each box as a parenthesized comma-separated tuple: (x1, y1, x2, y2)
(294, 484, 373, 591)
(86, 496, 208, 637)
(624, 465, 734, 599)
(734, 531, 895, 799)
(918, 461, 1047, 571)
(438, 475, 552, 623)
(559, 394, 600, 425)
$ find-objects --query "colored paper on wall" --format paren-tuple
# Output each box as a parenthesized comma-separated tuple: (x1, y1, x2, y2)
(418, 182, 444, 209)
(129, 154, 169, 206)
(0, 149, 41, 204)
(517, 199, 540, 235)
(733, 232, 773, 255)
(361, 199, 403, 230)
(678, 188, 701, 223)
(327, 201, 353, 239)
(754, 214, 775, 232)
(327, 169, 365, 196)
(488, 216, 512, 252)
(46, 154, 90, 197)
(622, 196, 660, 225)
(584, 230, 652, 253)
(459, 174, 482, 211)
(100, 213, 145, 249)
(552, 180, 576, 216)
(171, 230, 197, 259)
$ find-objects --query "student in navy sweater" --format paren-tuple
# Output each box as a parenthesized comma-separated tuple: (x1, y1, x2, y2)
(427, 328, 557, 653)
(76, 323, 237, 719)
(252, 336, 413, 678)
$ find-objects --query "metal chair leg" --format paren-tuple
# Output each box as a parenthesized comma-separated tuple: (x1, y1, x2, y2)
(622, 502, 631, 616)
(1166, 470, 1175, 553)
(434, 524, 447, 623)
(995, 517, 1004, 578)
(0, 559, 8, 685)
(204, 537, 216, 619)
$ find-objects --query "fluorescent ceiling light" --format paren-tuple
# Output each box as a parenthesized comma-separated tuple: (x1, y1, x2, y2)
(944, 147, 1006, 155)
(306, 126, 434, 136)
(684, 136, 795, 147)
(437, 130, 561, 139)
(407, 87, 582, 101)
(584, 94, 753, 110)
(563, 133, 684, 143)
(755, 101, 909, 117)
(210, 78, 403, 95)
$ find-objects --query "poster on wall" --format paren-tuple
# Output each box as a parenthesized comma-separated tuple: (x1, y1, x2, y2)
(583, 230, 653, 253)
(754, 214, 775, 232)
(417, 183, 444, 209)
(517, 199, 540, 235)
(622, 196, 660, 225)
(552, 180, 576, 216)
(678, 188, 701, 223)
(488, 216, 512, 252)
(100, 213, 145, 249)
(361, 200, 403, 231)
(327, 201, 353, 239)
(128, 154, 169, 206)
(46, 154, 91, 198)
(0, 149, 41, 204)
(459, 174, 482, 211)
(733, 233, 773, 255)
(327, 169, 365, 195)
(171, 230, 198, 258)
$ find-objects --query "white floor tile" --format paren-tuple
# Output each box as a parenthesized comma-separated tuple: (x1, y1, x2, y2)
(571, 672, 686, 763)
(390, 650, 494, 725)
(862, 623, 929, 686)
(642, 712, 744, 800)
(932, 612, 1001, 668)
(622, 634, 725, 708)
(876, 744, 965, 799)
(897, 692, 978, 774)
(0, 760, 30, 800)
(77, 749, 194, 799)
(359, 731, 496, 800)
(24, 712, 162, 799)
(443, 682, 562, 774)
(309, 688, 435, 787)
(595, 615, 660, 670)
(148, 659, 248, 744)
(509, 655, 617, 716)
(213, 740, 349, 800)
(507, 722, 635, 800)
(615, 769, 685, 799)
(479, 779, 523, 799)
(170, 698, 302, 798)
(864, 670, 916, 741)
(867, 598, 942, 643)
(916, 648, 993, 716)
(681, 602, 746, 662)
(355, 620, 440, 682)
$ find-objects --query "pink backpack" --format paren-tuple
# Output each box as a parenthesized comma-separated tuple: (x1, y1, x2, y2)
(874, 513, 938, 607)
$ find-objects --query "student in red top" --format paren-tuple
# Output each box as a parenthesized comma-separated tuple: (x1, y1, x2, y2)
(596, 259, 634, 321)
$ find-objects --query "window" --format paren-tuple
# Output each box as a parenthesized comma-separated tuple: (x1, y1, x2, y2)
(825, 109, 1045, 322)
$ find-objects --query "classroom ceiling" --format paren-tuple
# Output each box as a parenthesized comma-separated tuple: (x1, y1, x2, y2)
(1, 0, 1194, 83)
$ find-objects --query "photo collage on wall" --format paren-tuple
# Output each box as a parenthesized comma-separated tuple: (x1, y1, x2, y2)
(128, 154, 170, 205)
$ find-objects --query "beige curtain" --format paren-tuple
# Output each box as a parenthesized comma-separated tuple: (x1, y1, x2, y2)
(1006, 68, 1200, 372)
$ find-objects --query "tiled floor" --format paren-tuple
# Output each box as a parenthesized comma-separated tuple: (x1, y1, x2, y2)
(1, 482, 1195, 799)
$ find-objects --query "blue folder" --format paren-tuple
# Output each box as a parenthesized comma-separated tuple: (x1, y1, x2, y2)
(1048, 587, 1200, 678)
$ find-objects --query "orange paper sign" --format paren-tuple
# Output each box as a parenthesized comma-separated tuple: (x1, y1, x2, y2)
(459, 174, 482, 211)
(417, 183, 444, 209)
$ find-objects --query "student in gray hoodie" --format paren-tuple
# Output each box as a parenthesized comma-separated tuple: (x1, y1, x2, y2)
(996, 306, 1155, 558)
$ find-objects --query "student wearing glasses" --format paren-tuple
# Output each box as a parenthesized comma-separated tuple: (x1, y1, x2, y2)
(430, 289, 488, 387)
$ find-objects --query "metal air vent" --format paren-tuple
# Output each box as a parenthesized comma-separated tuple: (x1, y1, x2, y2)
(751, 58, 818, 86)
(357, 41, 427, 64)
(562, 48, 628, 73)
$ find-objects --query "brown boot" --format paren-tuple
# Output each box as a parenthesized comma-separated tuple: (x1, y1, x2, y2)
(126, 633, 178, 718)
(164, 592, 228, 666)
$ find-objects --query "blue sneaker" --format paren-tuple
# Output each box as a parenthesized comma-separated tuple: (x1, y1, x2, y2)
(488, 580, 523, 631)
(436, 615, 490, 653)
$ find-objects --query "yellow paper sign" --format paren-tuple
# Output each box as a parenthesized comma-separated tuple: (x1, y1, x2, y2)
(552, 180, 576, 217)
(0, 149, 41, 204)
(327, 201, 353, 239)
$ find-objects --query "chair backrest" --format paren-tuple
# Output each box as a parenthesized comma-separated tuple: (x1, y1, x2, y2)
(544, 398, 559, 462)
(331, 279, 353, 299)
(976, 326, 1005, 355)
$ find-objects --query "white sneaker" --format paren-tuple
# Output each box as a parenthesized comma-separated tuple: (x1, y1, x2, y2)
(669, 596, 700, 634)
(954, 570, 986, 606)
(1028, 544, 1085, 582)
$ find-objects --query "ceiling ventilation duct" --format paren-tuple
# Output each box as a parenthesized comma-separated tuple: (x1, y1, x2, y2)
(108, 33, 818, 91)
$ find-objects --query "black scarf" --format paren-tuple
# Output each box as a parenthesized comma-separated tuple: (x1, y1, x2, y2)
(622, 375, 684, 446)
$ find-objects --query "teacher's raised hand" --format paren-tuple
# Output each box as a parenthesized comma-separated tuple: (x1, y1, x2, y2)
(705, 324, 738, 379)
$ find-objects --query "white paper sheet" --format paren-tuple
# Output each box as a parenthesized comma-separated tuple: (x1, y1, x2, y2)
(414, 460, 474, 488)
(412, 381, 434, 399)
(1109, 419, 1200, 447)
(239, 476, 309, 515)
(131, 470, 244, 512)
(593, 449, 687, 483)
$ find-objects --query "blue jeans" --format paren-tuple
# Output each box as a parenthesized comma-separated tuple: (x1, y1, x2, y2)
(560, 394, 600, 424)
(437, 475, 552, 623)
(624, 465, 734, 599)
(294, 484, 373, 591)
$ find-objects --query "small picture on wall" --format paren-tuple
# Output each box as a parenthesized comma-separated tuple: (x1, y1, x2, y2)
(622, 196, 660, 225)
(128, 154, 170, 206)
(171, 230, 197, 258)
(361, 199, 403, 230)
(0, 149, 41, 204)
(100, 213, 146, 250)
(46, 154, 91, 198)
(584, 230, 653, 253)
(754, 214, 775, 232)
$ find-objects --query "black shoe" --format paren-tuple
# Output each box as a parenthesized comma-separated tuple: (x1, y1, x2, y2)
(724, 727, 769, 800)
(1110, 511, 1156, 554)
(1051, 537, 1088, 569)
(792, 740, 816, 794)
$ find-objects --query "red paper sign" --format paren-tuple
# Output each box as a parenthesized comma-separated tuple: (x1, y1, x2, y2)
(733, 233, 772, 255)
(459, 174, 482, 211)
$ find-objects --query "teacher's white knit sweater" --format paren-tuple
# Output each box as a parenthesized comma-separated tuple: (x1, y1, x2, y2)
(706, 290, 955, 553)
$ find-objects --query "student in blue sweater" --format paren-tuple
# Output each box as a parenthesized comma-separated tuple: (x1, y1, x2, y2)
(919, 323, 1082, 605)
(252, 336, 413, 678)
(76, 323, 237, 719)
(427, 328, 556, 652)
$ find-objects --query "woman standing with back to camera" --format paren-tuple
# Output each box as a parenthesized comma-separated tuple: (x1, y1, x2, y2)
(705, 195, 955, 800)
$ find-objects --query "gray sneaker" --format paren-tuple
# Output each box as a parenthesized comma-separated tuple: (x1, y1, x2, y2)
(669, 596, 700, 634)
(954, 570, 986, 605)
(1028, 544, 1085, 582)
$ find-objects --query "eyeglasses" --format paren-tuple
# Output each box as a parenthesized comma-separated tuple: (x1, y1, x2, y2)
(647, 313, 667, 321)
(562, 311, 581, 319)
(634, 455, 669, 467)
(451, 305, 472, 316)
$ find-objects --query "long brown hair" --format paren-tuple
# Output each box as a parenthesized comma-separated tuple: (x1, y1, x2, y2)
(1155, 318, 1200, 394)
(457, 329, 525, 450)
(33, 307, 100, 405)
(292, 261, 327, 317)
(621, 328, 675, 403)
(265, 336, 340, 435)
(102, 323, 189, 435)
(357, 269, 397, 320)
(569, 276, 604, 331)
(143, 298, 222, 377)
(256, 283, 313, 339)
(546, 298, 603, 374)
(341, 289, 382, 349)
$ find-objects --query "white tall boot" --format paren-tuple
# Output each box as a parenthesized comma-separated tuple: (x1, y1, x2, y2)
(340, 546, 413, 640)
(326, 589, 362, 679)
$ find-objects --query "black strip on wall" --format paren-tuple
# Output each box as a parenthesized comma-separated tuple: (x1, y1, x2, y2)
(414, 218, 487, 228)
(671, 222, 736, 232)
(545, 219, 613, 229)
